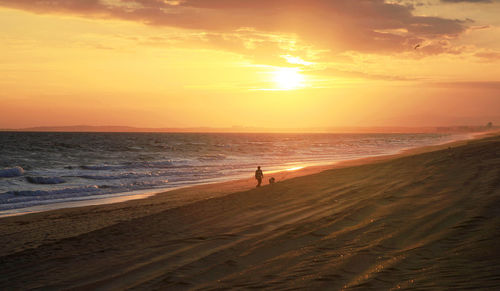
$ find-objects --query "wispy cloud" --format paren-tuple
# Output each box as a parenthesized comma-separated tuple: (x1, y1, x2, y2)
(475, 50, 500, 61)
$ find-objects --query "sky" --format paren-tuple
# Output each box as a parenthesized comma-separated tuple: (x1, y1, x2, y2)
(1, 0, 499, 130)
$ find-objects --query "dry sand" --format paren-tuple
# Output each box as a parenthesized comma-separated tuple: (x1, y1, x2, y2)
(0, 133, 499, 290)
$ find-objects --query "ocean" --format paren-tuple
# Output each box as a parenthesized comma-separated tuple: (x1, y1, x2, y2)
(0, 132, 467, 215)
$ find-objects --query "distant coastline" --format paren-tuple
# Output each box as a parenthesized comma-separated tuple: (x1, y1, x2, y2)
(1, 124, 497, 134)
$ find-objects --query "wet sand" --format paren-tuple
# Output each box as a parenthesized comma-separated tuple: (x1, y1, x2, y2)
(0, 133, 499, 290)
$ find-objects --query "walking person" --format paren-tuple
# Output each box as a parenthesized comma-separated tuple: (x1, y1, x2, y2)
(255, 166, 264, 187)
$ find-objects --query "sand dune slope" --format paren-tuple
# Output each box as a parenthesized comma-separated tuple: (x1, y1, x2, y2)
(0, 136, 499, 290)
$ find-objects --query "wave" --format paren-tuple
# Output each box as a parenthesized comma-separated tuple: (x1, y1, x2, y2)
(80, 171, 167, 180)
(198, 154, 227, 161)
(0, 167, 25, 178)
(141, 160, 175, 168)
(26, 176, 66, 185)
(3, 185, 101, 198)
(0, 179, 169, 210)
(80, 165, 125, 171)
(80, 160, 174, 171)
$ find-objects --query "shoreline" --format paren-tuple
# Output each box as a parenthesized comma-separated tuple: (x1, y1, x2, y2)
(0, 132, 498, 289)
(0, 162, 336, 218)
(0, 131, 487, 218)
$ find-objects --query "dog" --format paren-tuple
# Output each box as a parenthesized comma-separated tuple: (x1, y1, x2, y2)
(269, 177, 276, 184)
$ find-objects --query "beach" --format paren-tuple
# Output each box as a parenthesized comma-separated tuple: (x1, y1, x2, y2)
(0, 133, 499, 290)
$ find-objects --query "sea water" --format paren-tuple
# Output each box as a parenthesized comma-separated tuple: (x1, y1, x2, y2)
(0, 132, 467, 214)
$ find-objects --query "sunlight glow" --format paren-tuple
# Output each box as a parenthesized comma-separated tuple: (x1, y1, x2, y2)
(273, 68, 305, 90)
(1, 2, 499, 129)
(281, 55, 313, 66)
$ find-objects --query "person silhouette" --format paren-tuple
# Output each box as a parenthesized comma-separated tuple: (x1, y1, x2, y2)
(255, 166, 263, 187)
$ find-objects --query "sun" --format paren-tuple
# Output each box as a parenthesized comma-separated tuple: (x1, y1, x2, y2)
(273, 67, 305, 90)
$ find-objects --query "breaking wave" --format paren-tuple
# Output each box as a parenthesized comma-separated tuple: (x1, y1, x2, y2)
(0, 167, 25, 178)
(26, 176, 66, 185)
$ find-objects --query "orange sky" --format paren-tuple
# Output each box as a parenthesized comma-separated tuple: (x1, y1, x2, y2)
(1, 0, 499, 130)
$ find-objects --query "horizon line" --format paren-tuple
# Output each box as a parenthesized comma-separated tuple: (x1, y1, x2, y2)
(0, 124, 496, 134)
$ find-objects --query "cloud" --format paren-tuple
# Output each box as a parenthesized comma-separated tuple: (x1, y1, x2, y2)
(431, 81, 500, 89)
(474, 50, 500, 61)
(0, 0, 473, 57)
(181, 0, 469, 53)
(305, 66, 419, 81)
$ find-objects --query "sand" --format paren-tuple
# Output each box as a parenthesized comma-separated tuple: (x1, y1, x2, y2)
(0, 133, 499, 290)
